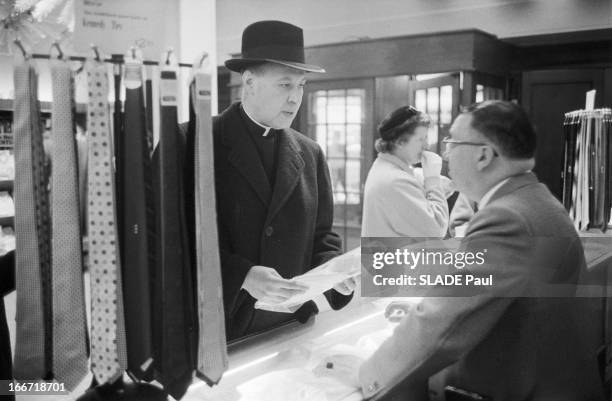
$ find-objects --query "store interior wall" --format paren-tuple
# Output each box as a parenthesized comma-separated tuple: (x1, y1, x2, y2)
(215, 0, 612, 64)
(179, 0, 218, 118)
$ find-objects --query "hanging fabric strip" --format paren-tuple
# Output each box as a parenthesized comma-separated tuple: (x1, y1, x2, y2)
(192, 59, 229, 385)
(153, 59, 196, 400)
(120, 53, 155, 381)
(86, 59, 128, 385)
(49, 59, 89, 390)
(603, 113, 612, 229)
(13, 59, 50, 380)
(563, 108, 612, 232)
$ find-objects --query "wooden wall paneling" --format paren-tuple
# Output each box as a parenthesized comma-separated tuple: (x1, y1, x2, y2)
(374, 75, 410, 129)
(472, 71, 507, 90)
(460, 71, 475, 109)
(522, 69, 604, 200)
(515, 41, 612, 72)
(604, 68, 612, 107)
(304, 30, 481, 82)
(472, 33, 515, 76)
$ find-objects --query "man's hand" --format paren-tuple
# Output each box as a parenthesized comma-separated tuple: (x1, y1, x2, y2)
(314, 354, 364, 388)
(242, 265, 309, 304)
(384, 301, 413, 322)
(333, 276, 358, 295)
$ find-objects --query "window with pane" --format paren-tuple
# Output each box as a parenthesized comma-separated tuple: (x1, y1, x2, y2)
(308, 88, 366, 250)
(414, 84, 454, 154)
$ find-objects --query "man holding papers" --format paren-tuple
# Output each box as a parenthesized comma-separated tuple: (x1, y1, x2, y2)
(216, 21, 356, 340)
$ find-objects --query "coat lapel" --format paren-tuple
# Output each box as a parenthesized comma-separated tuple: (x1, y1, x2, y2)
(487, 172, 539, 205)
(223, 104, 271, 205)
(267, 129, 305, 221)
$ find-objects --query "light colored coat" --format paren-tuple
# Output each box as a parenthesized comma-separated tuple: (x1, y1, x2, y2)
(359, 172, 605, 401)
(361, 152, 449, 238)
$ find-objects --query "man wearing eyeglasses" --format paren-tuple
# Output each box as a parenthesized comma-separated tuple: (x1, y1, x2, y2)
(320, 100, 604, 400)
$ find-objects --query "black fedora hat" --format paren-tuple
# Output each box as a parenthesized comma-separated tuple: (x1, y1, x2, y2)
(225, 20, 325, 73)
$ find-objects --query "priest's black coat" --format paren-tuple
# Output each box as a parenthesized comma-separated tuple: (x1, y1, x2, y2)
(209, 103, 352, 339)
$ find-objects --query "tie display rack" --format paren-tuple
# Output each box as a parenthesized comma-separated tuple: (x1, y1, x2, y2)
(6, 40, 223, 400)
(0, 41, 195, 230)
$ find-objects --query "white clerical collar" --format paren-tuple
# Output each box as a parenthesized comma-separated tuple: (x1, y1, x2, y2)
(242, 105, 272, 136)
(478, 177, 510, 209)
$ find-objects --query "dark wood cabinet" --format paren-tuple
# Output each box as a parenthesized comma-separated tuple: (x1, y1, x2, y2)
(521, 69, 606, 200)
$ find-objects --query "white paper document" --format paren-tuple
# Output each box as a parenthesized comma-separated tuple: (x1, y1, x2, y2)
(255, 247, 362, 313)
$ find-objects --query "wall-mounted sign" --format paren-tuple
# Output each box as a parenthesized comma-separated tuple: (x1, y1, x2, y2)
(73, 0, 179, 58)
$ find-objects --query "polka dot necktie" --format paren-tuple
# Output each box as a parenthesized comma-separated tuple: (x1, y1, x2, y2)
(13, 60, 52, 380)
(49, 60, 89, 390)
(86, 60, 128, 384)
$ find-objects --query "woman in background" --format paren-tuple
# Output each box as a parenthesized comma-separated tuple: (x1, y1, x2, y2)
(361, 106, 449, 237)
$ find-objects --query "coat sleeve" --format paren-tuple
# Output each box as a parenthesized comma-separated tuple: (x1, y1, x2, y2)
(217, 220, 256, 317)
(378, 173, 449, 238)
(309, 146, 353, 309)
(358, 206, 533, 398)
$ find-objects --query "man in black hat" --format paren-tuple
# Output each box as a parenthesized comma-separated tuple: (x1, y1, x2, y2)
(211, 20, 356, 340)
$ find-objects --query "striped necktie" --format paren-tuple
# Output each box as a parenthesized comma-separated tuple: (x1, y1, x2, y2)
(192, 71, 228, 384)
(13, 59, 52, 380)
(86, 60, 128, 384)
(49, 59, 89, 390)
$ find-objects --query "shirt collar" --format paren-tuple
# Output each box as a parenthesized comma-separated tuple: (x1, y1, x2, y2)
(241, 104, 272, 137)
(478, 177, 511, 209)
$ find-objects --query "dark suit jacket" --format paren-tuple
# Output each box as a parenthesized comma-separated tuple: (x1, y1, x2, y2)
(211, 103, 350, 340)
(360, 173, 605, 401)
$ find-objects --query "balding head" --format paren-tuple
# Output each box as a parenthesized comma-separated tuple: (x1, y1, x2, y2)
(446, 101, 536, 202)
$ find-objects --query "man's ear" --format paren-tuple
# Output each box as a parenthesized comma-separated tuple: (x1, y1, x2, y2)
(242, 70, 255, 90)
(475, 146, 496, 171)
(242, 70, 255, 96)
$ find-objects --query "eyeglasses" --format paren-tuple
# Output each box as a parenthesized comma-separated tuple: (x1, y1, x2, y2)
(442, 137, 499, 158)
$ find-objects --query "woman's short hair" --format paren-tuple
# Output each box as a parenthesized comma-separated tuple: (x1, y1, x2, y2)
(375, 106, 430, 153)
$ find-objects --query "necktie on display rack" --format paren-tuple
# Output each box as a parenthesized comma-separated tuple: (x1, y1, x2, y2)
(145, 74, 155, 156)
(13, 59, 51, 380)
(49, 60, 89, 390)
(86, 60, 128, 385)
(192, 65, 228, 385)
(154, 64, 197, 399)
(119, 54, 155, 381)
